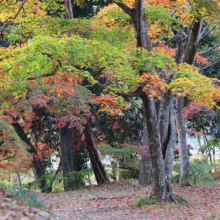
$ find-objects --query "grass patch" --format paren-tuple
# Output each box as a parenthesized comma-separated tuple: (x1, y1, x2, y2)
(175, 194, 189, 203)
(136, 197, 156, 208)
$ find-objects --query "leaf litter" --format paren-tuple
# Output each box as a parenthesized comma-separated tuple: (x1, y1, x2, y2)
(41, 181, 220, 220)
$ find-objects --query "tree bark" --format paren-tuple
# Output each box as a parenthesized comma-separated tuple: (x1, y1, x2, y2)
(111, 161, 117, 181)
(175, 25, 190, 186)
(183, 19, 203, 64)
(164, 96, 176, 200)
(11, 122, 49, 192)
(138, 119, 152, 185)
(84, 117, 109, 184)
(158, 90, 173, 159)
(61, 123, 77, 191)
(64, 0, 74, 19)
(176, 96, 190, 185)
(140, 92, 167, 201)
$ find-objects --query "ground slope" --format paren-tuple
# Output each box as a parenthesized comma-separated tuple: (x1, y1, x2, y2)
(41, 181, 220, 220)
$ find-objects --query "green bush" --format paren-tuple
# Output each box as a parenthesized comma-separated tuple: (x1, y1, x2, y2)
(173, 162, 214, 185)
(0, 180, 13, 188)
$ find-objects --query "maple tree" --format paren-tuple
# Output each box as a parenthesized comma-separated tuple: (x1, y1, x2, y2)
(0, 0, 220, 203)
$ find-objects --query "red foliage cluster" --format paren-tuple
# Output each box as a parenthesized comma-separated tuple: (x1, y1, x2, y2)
(183, 101, 215, 120)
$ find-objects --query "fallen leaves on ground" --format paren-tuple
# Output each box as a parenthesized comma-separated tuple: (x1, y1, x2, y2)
(0, 188, 58, 220)
(41, 181, 220, 220)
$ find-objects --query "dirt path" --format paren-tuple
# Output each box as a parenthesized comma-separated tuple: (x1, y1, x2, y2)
(41, 181, 220, 220)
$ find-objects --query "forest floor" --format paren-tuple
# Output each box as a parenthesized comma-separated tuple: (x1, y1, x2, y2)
(41, 181, 220, 220)
(0, 187, 57, 220)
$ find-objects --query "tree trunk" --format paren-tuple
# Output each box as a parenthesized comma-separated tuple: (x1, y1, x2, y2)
(111, 161, 117, 181)
(164, 96, 176, 201)
(84, 118, 109, 184)
(158, 90, 173, 158)
(72, 127, 85, 188)
(61, 123, 77, 191)
(175, 25, 190, 186)
(176, 96, 190, 185)
(115, 0, 177, 202)
(11, 122, 49, 193)
(132, 0, 174, 201)
(64, 0, 74, 19)
(15, 169, 22, 190)
(175, 19, 203, 186)
(138, 119, 151, 185)
(140, 93, 167, 201)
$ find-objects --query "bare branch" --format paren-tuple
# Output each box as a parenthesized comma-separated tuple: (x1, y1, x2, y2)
(199, 26, 216, 41)
(200, 21, 211, 37)
(200, 59, 220, 72)
(201, 43, 220, 55)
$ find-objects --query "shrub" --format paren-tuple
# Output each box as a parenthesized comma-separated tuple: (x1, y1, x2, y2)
(173, 162, 214, 185)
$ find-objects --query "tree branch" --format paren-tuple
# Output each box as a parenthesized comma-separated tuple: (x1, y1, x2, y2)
(0, 0, 27, 31)
(114, 2, 133, 17)
(199, 59, 220, 72)
(201, 43, 220, 55)
(164, 36, 175, 45)
(200, 21, 211, 37)
(199, 26, 216, 41)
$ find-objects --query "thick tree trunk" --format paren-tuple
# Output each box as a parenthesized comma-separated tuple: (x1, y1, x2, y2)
(138, 120, 152, 185)
(84, 118, 109, 184)
(64, 0, 74, 19)
(164, 96, 176, 201)
(158, 90, 173, 158)
(132, 0, 174, 201)
(11, 122, 49, 192)
(61, 123, 77, 191)
(140, 93, 167, 201)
